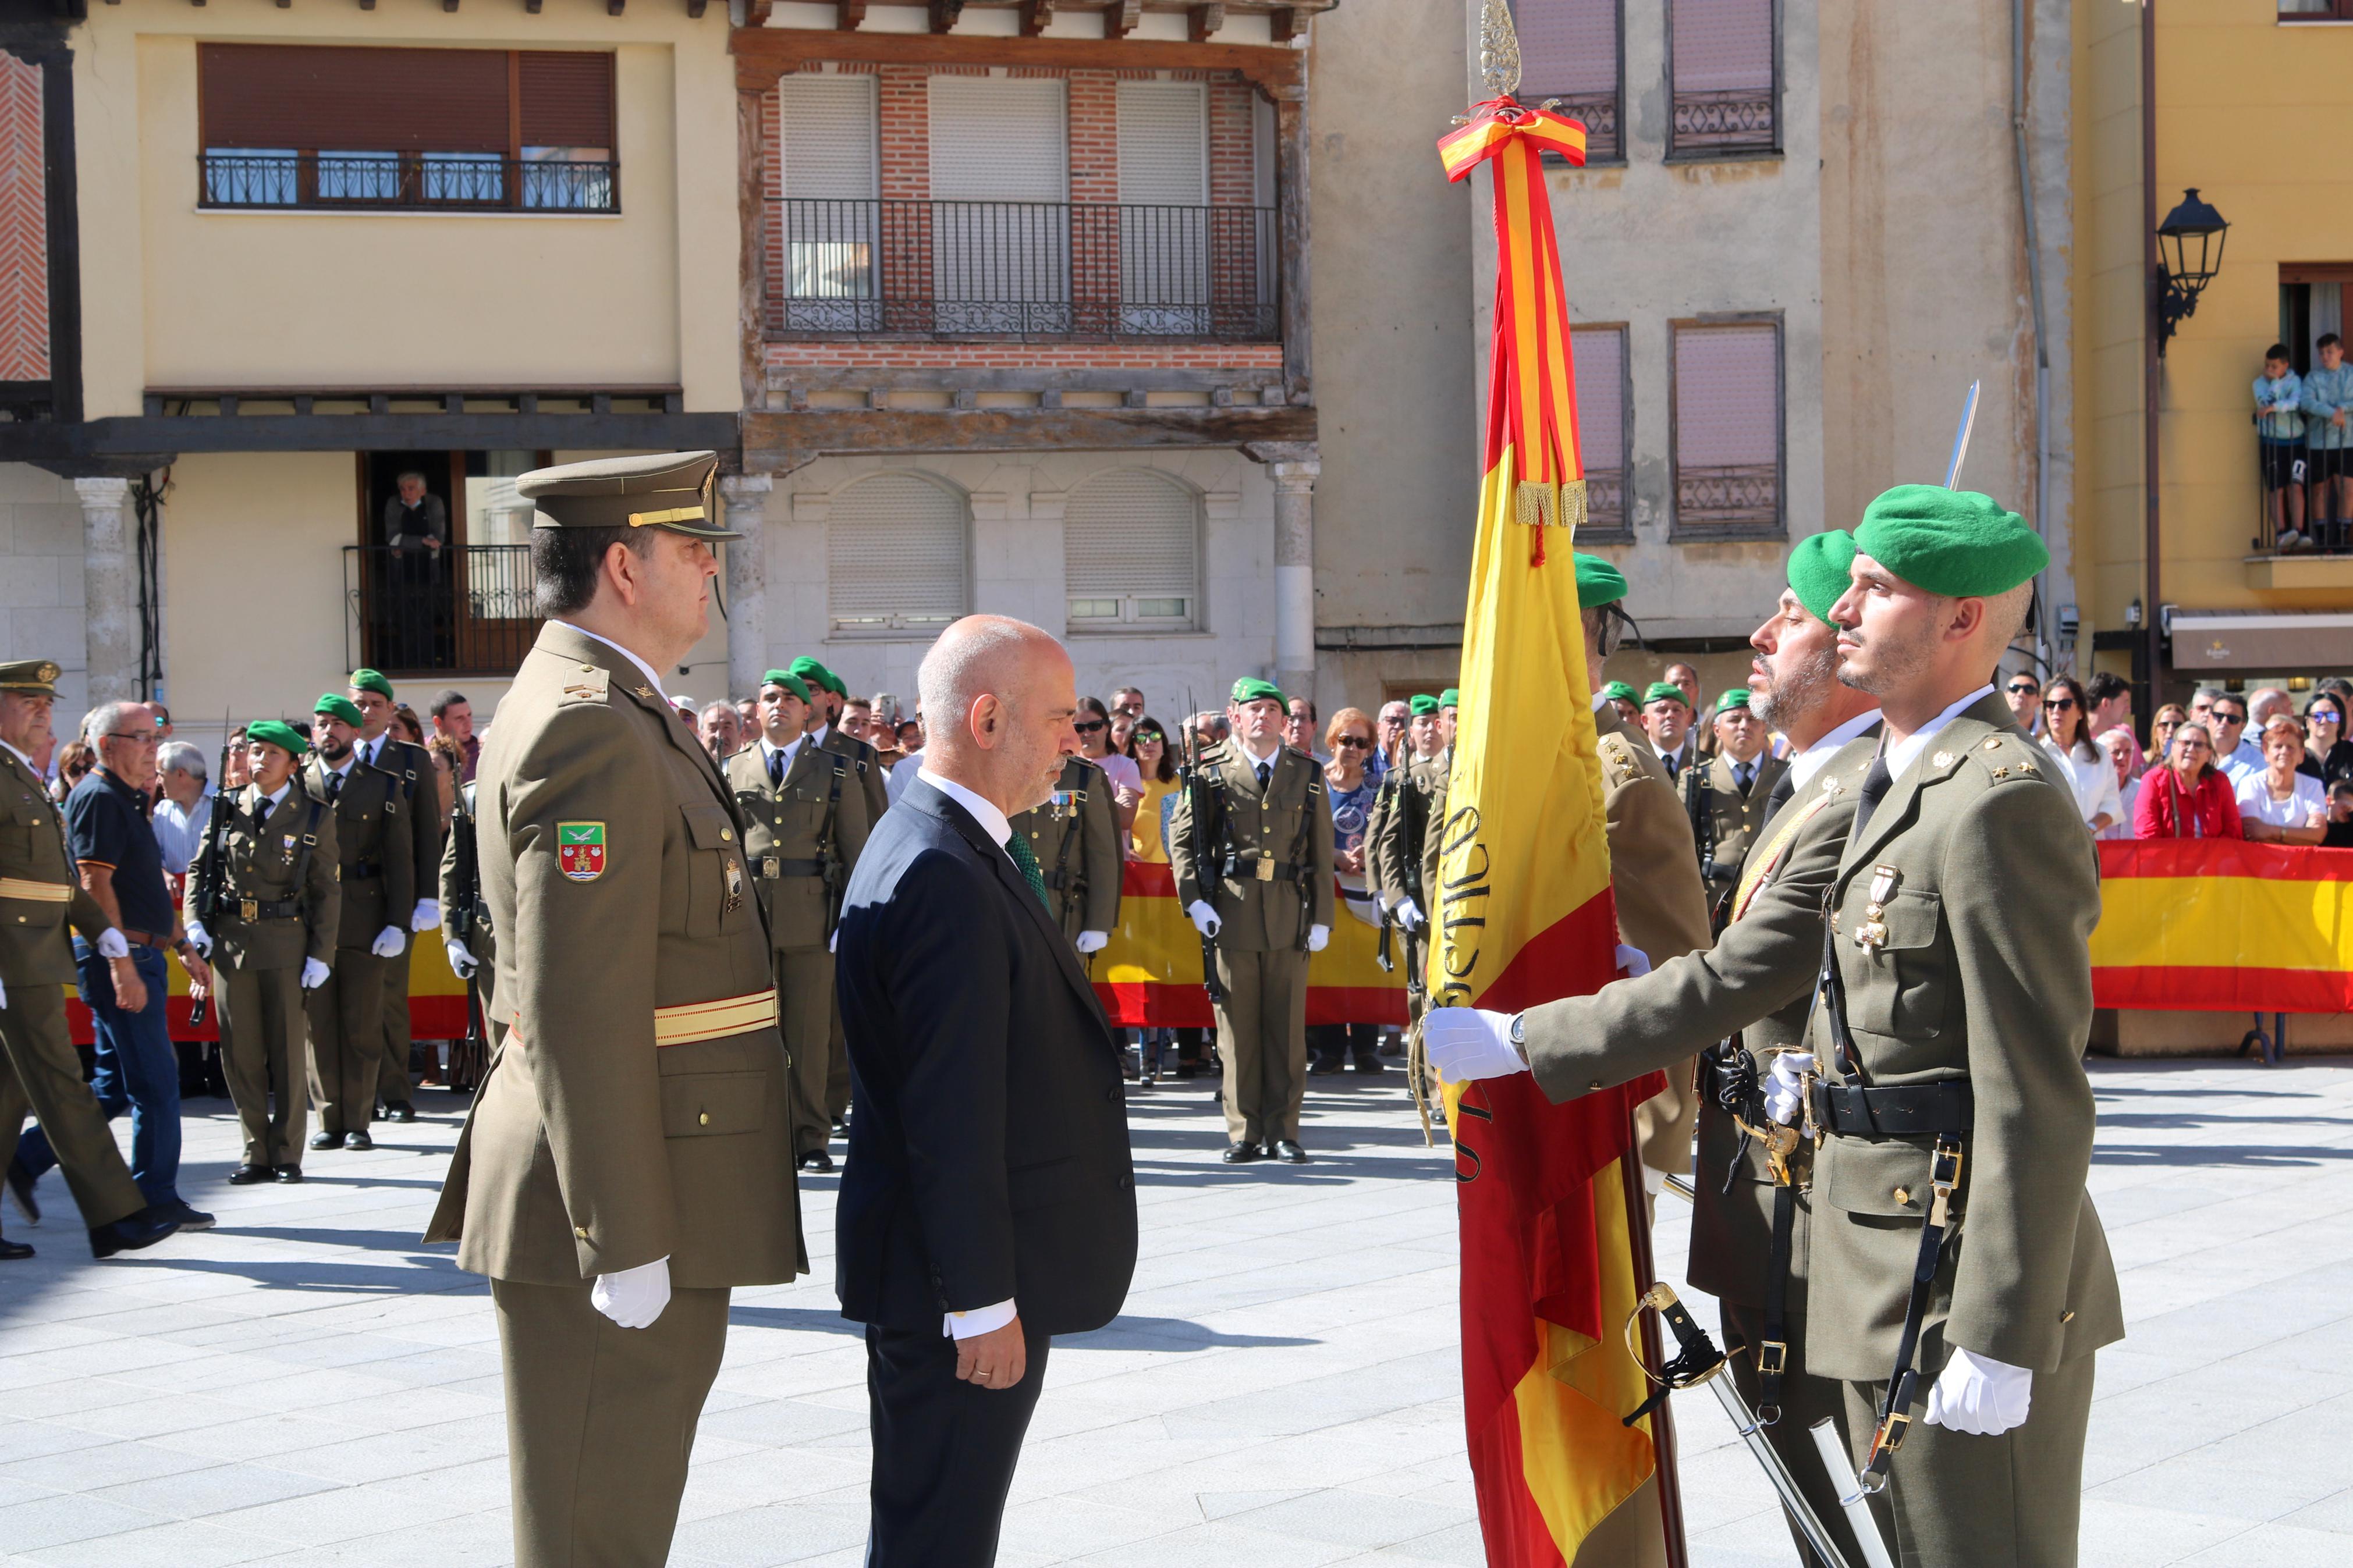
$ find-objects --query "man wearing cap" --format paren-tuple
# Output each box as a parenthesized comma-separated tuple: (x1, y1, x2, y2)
(793, 655, 890, 1134)
(423, 451, 801, 1568)
(1601, 679, 1642, 727)
(1005, 751, 1122, 958)
(1687, 688, 1787, 927)
(725, 668, 869, 1172)
(0, 660, 182, 1261)
(1171, 678, 1335, 1164)
(1641, 681, 1697, 780)
(187, 722, 339, 1183)
(349, 669, 443, 1123)
(1422, 531, 1885, 1565)
(302, 693, 414, 1153)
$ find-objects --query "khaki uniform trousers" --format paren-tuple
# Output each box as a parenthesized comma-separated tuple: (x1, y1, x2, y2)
(491, 1277, 730, 1568)
(775, 944, 832, 1159)
(1212, 947, 1309, 1146)
(219, 965, 308, 1169)
(1721, 1300, 1864, 1568)
(306, 951, 390, 1135)
(1840, 1343, 2097, 1568)
(379, 945, 416, 1106)
(0, 982, 144, 1228)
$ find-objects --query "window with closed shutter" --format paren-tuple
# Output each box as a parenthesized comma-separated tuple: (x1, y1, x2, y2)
(929, 77, 1069, 332)
(1671, 318, 1783, 536)
(1668, 0, 1779, 158)
(828, 473, 971, 637)
(1116, 81, 1209, 335)
(1570, 325, 1629, 536)
(1064, 470, 1201, 632)
(1513, 1, 1621, 162)
(778, 75, 879, 330)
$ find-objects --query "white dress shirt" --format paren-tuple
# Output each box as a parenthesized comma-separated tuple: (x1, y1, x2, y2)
(2040, 734, 2124, 829)
(913, 766, 1020, 1341)
(1787, 707, 1885, 792)
(551, 620, 669, 702)
(759, 734, 804, 783)
(1886, 684, 1997, 781)
(1652, 741, 1690, 776)
(2219, 739, 2265, 788)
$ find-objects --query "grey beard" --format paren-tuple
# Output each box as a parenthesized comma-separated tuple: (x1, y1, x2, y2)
(1754, 643, 1838, 731)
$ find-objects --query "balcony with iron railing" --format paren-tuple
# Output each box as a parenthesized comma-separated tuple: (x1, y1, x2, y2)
(1668, 87, 1779, 158)
(201, 151, 619, 214)
(768, 198, 1279, 342)
(1673, 462, 1782, 537)
(343, 544, 542, 676)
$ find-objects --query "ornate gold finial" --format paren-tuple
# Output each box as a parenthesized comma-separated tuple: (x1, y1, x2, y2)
(1478, 0, 1522, 99)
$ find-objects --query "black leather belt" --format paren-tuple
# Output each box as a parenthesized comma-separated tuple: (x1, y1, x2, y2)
(1041, 868, 1080, 891)
(1222, 852, 1301, 883)
(347, 859, 382, 880)
(758, 857, 825, 880)
(235, 897, 302, 921)
(1808, 1079, 1973, 1138)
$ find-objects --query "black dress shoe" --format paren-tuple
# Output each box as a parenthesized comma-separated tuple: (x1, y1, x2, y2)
(5, 1158, 38, 1226)
(310, 1130, 345, 1151)
(161, 1202, 215, 1232)
(272, 1165, 304, 1183)
(1271, 1140, 1310, 1164)
(228, 1165, 274, 1185)
(386, 1102, 417, 1123)
(1308, 1061, 1342, 1076)
(797, 1150, 834, 1172)
(1220, 1142, 1262, 1164)
(1350, 1059, 1386, 1076)
(0, 1235, 30, 1261)
(90, 1207, 179, 1259)
(345, 1130, 374, 1151)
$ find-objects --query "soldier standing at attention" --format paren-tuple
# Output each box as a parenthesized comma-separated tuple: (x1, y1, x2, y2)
(725, 668, 869, 1172)
(1005, 751, 1122, 958)
(424, 452, 801, 1568)
(1368, 694, 1443, 1027)
(441, 777, 496, 1038)
(349, 669, 442, 1122)
(303, 694, 414, 1153)
(0, 659, 180, 1261)
(793, 655, 890, 1135)
(188, 721, 339, 1184)
(1171, 678, 1335, 1165)
(1422, 531, 1885, 1566)
(1689, 688, 1788, 928)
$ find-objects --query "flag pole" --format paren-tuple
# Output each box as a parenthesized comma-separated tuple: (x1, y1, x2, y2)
(1623, 1098, 1692, 1568)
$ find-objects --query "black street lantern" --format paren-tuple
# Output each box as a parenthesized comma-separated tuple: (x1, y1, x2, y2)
(2155, 187, 2228, 354)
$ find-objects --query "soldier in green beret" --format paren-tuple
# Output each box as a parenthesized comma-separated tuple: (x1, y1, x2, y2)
(725, 669, 869, 1171)
(1600, 679, 1642, 726)
(1171, 677, 1335, 1163)
(1641, 680, 1697, 781)
(1684, 687, 1788, 927)
(792, 655, 889, 1135)
(1367, 692, 1449, 1062)
(347, 668, 443, 1123)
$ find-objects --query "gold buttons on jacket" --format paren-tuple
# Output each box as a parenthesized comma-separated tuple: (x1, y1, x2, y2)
(1894, 1187, 1912, 1206)
(698, 1112, 710, 1126)
(721, 828, 733, 841)
(573, 1226, 588, 1239)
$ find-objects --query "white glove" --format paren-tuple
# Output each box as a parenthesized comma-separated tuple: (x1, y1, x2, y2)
(1074, 930, 1108, 955)
(1422, 1007, 1528, 1085)
(591, 1255, 672, 1330)
(410, 898, 441, 933)
(96, 927, 130, 960)
(371, 925, 407, 958)
(1187, 899, 1221, 938)
(1923, 1346, 2033, 1436)
(446, 939, 478, 980)
(184, 922, 212, 960)
(1307, 923, 1329, 953)
(1393, 897, 1426, 932)
(1614, 943, 1651, 979)
(300, 957, 331, 990)
(1763, 1051, 1813, 1126)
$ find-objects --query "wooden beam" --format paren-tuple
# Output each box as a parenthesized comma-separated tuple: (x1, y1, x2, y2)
(1270, 6, 1302, 44)
(1108, 0, 1140, 38)
(1275, 94, 1311, 400)
(1188, 3, 1225, 44)
(837, 0, 865, 27)
(731, 26, 1306, 100)
(740, 405, 1315, 473)
(1020, 0, 1052, 38)
(928, 0, 964, 34)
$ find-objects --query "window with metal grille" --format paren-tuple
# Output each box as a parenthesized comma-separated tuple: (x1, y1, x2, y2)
(776, 74, 880, 331)
(1670, 318, 1783, 538)
(828, 473, 971, 637)
(1064, 470, 1202, 632)
(1571, 324, 1631, 539)
(1117, 81, 1211, 335)
(1667, 0, 1779, 159)
(1512, 1, 1621, 162)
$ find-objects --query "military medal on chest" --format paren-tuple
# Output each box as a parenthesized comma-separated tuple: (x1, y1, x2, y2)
(723, 854, 745, 914)
(1855, 863, 1899, 952)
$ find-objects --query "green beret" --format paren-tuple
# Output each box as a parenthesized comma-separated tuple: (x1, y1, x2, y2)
(1231, 676, 1285, 707)
(1642, 682, 1690, 709)
(1409, 694, 1440, 717)
(760, 670, 814, 705)
(246, 719, 310, 759)
(1601, 681, 1641, 704)
(1574, 552, 1628, 609)
(1438, 688, 1461, 709)
(1787, 529, 1858, 625)
(1852, 485, 2049, 598)
(313, 694, 363, 728)
(788, 656, 846, 698)
(348, 668, 395, 700)
(1715, 689, 1753, 715)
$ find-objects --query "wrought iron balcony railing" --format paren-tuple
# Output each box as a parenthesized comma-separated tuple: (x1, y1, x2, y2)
(1669, 88, 1779, 158)
(1541, 91, 1620, 163)
(201, 152, 619, 214)
(344, 545, 542, 675)
(1674, 462, 1781, 534)
(770, 198, 1279, 341)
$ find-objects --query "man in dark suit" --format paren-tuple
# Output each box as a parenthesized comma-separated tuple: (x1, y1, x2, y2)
(835, 614, 1138, 1568)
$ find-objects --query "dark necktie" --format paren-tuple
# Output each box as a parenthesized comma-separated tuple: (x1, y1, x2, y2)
(1258, 761, 1273, 791)
(325, 769, 343, 803)
(768, 747, 785, 789)
(1851, 754, 1895, 840)
(1004, 831, 1050, 910)
(1736, 762, 1754, 795)
(1764, 767, 1797, 819)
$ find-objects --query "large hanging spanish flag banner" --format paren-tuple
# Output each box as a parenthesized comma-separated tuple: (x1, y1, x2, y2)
(1432, 80, 1673, 1568)
(2092, 840, 2353, 1010)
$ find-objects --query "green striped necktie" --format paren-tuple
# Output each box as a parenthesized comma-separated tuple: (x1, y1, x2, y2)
(1003, 830, 1051, 911)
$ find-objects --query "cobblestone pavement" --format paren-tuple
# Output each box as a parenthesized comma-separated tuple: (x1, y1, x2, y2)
(1, 1055, 2348, 1566)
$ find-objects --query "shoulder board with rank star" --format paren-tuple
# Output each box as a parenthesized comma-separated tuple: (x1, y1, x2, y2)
(559, 664, 612, 705)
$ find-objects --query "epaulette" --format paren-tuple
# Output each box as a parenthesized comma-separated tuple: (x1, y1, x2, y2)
(558, 666, 612, 706)
(1965, 731, 2044, 784)
(1596, 731, 1643, 788)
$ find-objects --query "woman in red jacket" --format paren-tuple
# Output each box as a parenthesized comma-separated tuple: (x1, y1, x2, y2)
(2134, 721, 2244, 839)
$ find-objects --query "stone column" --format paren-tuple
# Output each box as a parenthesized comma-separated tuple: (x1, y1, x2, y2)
(720, 474, 772, 701)
(76, 477, 140, 708)
(1268, 455, 1320, 703)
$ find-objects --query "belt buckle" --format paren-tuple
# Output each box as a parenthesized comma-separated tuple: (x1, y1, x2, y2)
(1755, 1339, 1788, 1378)
(1928, 1135, 1964, 1226)
(1255, 858, 1276, 883)
(762, 856, 779, 880)
(239, 896, 258, 922)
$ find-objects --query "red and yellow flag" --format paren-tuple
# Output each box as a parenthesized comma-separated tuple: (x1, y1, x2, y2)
(1435, 97, 1667, 1567)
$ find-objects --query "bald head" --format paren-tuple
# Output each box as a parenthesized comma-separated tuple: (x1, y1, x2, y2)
(916, 615, 1080, 815)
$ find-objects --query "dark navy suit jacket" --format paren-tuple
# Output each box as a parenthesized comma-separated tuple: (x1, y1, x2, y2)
(833, 777, 1137, 1336)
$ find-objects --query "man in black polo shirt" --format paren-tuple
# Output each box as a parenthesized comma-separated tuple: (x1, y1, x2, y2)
(12, 701, 214, 1231)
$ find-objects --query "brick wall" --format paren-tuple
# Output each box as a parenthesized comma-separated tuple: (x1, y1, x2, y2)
(0, 55, 48, 384)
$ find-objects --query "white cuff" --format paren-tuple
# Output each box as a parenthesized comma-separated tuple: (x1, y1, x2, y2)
(944, 1297, 1018, 1339)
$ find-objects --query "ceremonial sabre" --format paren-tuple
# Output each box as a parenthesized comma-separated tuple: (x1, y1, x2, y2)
(1809, 1420, 1898, 1568)
(1943, 379, 1982, 489)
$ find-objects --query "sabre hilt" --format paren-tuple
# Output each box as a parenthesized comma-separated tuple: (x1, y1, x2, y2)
(1621, 1282, 1729, 1427)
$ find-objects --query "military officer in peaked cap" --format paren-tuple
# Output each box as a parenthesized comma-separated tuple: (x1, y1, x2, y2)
(424, 451, 801, 1568)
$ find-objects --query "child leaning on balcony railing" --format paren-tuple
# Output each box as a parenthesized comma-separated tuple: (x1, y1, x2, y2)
(2256, 344, 2309, 550)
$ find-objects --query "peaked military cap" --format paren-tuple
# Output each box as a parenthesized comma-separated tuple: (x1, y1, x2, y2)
(516, 451, 736, 539)
(0, 658, 62, 697)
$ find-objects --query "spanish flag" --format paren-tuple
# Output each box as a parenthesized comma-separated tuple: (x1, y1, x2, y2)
(1435, 97, 1669, 1567)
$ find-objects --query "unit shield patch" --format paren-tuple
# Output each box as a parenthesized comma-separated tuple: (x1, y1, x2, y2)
(558, 822, 608, 882)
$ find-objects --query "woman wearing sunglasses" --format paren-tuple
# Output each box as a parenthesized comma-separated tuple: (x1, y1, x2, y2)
(2037, 675, 2121, 834)
(2299, 692, 2353, 789)
(1308, 709, 1384, 1077)
(2133, 721, 2243, 840)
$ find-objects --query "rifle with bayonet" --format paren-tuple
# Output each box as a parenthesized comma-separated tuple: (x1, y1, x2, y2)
(186, 710, 233, 1027)
(446, 781, 489, 1091)
(1175, 694, 1225, 1005)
